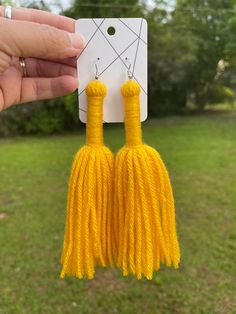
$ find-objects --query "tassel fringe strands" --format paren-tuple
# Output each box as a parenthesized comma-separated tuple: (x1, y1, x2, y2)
(60, 80, 115, 279)
(113, 79, 180, 280)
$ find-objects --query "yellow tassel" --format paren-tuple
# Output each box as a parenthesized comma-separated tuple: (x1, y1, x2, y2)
(114, 79, 180, 280)
(60, 80, 114, 279)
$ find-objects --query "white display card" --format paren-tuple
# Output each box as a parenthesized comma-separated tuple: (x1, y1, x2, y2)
(75, 18, 148, 123)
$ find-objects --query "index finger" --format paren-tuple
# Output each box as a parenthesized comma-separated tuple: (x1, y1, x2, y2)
(0, 6, 75, 32)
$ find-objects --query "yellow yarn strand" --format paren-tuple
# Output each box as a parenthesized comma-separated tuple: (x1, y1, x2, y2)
(114, 79, 180, 280)
(60, 80, 115, 279)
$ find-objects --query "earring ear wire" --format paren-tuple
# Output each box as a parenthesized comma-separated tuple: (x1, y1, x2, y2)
(94, 57, 100, 80)
(125, 57, 133, 79)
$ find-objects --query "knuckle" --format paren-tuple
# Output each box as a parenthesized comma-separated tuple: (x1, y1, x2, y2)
(41, 24, 58, 44)
(0, 51, 11, 74)
(0, 61, 6, 74)
(31, 79, 39, 101)
(39, 24, 67, 57)
(35, 60, 43, 77)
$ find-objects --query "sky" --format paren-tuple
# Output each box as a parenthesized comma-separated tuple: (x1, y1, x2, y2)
(57, 0, 72, 8)
(15, 0, 72, 13)
(51, 0, 72, 13)
(60, 0, 71, 7)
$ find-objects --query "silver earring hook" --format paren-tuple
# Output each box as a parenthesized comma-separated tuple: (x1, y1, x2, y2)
(125, 57, 133, 79)
(95, 57, 100, 80)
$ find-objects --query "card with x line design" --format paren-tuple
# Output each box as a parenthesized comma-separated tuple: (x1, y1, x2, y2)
(76, 18, 148, 123)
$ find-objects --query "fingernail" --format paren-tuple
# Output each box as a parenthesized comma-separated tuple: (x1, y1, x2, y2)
(69, 33, 84, 50)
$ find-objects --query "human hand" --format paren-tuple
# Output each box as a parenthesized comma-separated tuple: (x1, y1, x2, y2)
(0, 6, 84, 112)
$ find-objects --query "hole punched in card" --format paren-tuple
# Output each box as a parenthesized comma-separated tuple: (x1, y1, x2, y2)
(76, 18, 148, 123)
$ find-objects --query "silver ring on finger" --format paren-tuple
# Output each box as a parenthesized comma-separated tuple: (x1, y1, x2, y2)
(19, 58, 28, 78)
(4, 5, 12, 19)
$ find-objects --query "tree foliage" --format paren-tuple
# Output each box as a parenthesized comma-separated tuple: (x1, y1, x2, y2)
(148, 0, 236, 114)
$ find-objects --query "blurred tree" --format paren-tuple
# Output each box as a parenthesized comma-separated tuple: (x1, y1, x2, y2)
(148, 2, 198, 114)
(148, 0, 236, 114)
(64, 0, 144, 19)
(175, 0, 234, 107)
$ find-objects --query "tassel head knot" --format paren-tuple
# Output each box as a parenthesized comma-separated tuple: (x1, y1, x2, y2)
(121, 80, 141, 97)
(86, 80, 107, 98)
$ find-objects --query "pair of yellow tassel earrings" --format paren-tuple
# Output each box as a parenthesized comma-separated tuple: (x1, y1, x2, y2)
(60, 66, 180, 280)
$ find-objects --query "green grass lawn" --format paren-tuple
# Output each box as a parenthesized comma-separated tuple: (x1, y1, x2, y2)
(0, 113, 236, 314)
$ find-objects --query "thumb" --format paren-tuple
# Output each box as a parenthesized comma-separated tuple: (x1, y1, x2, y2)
(0, 18, 84, 60)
